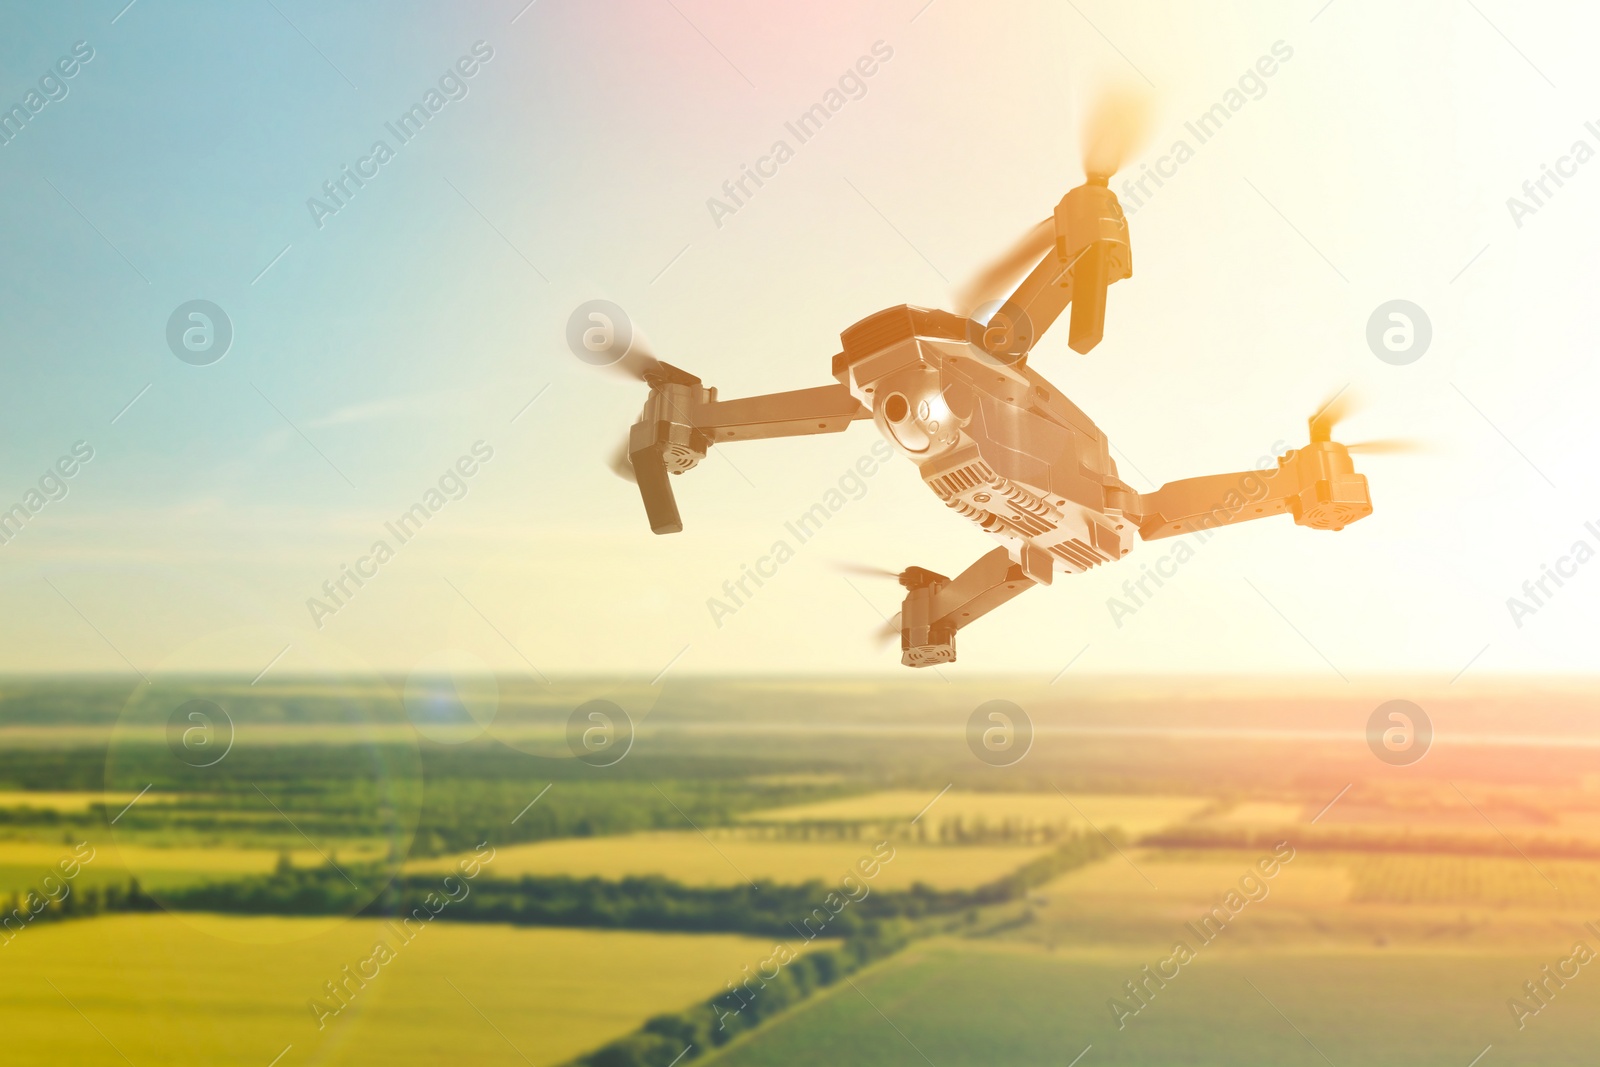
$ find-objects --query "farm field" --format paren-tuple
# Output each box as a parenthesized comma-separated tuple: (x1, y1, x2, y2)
(0, 838, 385, 894)
(1211, 801, 1306, 825)
(1345, 853, 1600, 909)
(0, 790, 152, 813)
(4, 913, 778, 1066)
(1029, 845, 1600, 919)
(1193, 786, 1600, 846)
(410, 831, 1048, 890)
(1039, 846, 1356, 911)
(7, 676, 1600, 1064)
(1014, 846, 1600, 951)
(703, 938, 1600, 1067)
(740, 790, 1210, 836)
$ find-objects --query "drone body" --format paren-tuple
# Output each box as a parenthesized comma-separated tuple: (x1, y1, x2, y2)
(618, 179, 1372, 667)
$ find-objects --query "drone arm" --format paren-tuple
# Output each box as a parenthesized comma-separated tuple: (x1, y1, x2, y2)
(995, 251, 1075, 353)
(626, 377, 872, 536)
(1131, 443, 1372, 541)
(898, 547, 1040, 668)
(988, 181, 1131, 359)
(1132, 468, 1293, 541)
(691, 383, 871, 443)
(928, 547, 1038, 625)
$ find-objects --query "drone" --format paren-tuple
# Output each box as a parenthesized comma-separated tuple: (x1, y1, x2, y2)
(606, 95, 1392, 667)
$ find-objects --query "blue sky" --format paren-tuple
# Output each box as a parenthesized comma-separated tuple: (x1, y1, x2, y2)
(1, 0, 1597, 684)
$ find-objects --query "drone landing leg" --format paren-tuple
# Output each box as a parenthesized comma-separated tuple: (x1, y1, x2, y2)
(898, 547, 1039, 668)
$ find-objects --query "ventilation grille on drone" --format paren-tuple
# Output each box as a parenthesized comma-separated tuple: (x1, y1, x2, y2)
(999, 482, 1053, 522)
(1049, 539, 1104, 570)
(1003, 510, 1054, 538)
(1301, 501, 1370, 531)
(662, 443, 698, 473)
(930, 460, 997, 499)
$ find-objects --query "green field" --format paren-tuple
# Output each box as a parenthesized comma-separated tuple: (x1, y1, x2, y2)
(705, 939, 1600, 1066)
(5, 676, 1600, 1065)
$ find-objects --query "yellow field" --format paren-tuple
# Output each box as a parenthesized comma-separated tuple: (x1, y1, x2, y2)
(1040, 848, 1354, 908)
(0, 839, 385, 894)
(0, 790, 152, 812)
(411, 832, 1048, 890)
(1039, 849, 1600, 915)
(744, 790, 1210, 837)
(3, 914, 777, 1066)
(1347, 853, 1600, 908)
(1212, 801, 1306, 825)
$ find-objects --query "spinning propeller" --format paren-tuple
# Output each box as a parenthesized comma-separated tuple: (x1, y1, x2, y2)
(832, 562, 905, 580)
(955, 85, 1152, 345)
(1308, 388, 1424, 454)
(597, 335, 693, 485)
(604, 340, 660, 484)
(584, 327, 704, 534)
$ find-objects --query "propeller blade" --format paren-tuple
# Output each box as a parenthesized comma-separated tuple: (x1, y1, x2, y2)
(1082, 86, 1152, 181)
(954, 218, 1054, 317)
(1309, 386, 1362, 442)
(607, 438, 636, 482)
(875, 614, 901, 650)
(833, 561, 904, 580)
(605, 338, 663, 383)
(1345, 438, 1425, 455)
(951, 87, 1150, 319)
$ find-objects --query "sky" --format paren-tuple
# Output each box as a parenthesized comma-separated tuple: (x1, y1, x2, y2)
(0, 0, 1597, 684)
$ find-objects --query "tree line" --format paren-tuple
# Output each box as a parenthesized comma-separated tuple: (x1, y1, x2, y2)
(560, 833, 1116, 1067)
(4, 833, 1114, 1067)
(1, 879, 158, 943)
